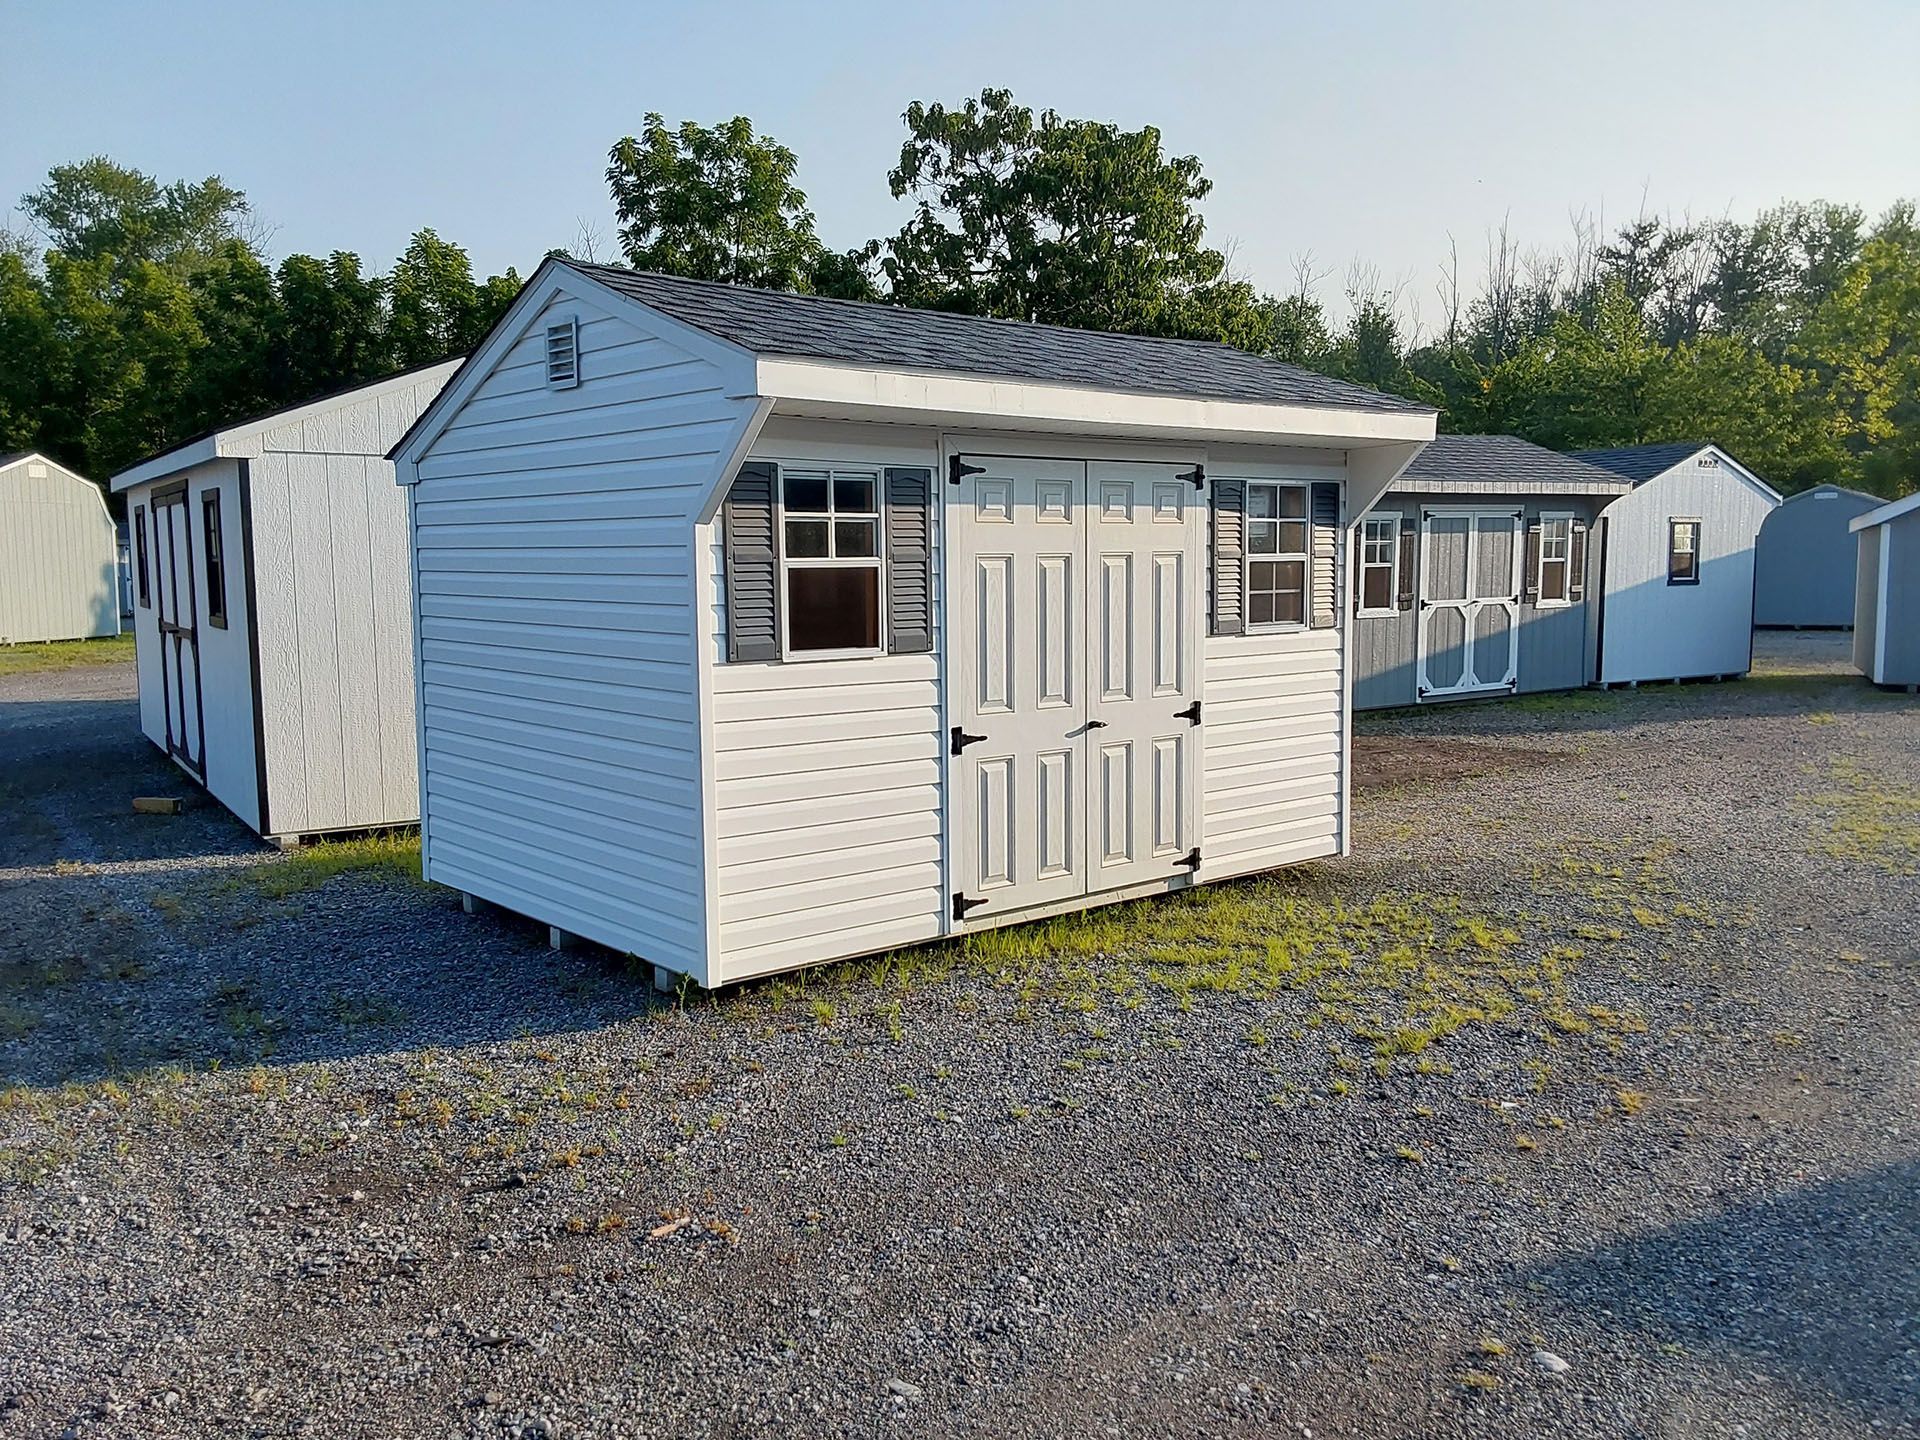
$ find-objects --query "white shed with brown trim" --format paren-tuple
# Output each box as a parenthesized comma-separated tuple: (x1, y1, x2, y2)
(389, 260, 1435, 988)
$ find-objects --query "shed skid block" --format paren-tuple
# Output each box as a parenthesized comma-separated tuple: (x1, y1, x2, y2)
(550, 926, 580, 952)
(652, 965, 680, 995)
(461, 892, 494, 917)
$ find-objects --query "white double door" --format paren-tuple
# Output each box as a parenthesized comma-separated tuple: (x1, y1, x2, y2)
(1417, 507, 1521, 700)
(948, 454, 1203, 923)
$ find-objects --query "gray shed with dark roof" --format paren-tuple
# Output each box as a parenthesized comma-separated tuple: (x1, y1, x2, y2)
(389, 258, 1437, 988)
(1352, 435, 1632, 709)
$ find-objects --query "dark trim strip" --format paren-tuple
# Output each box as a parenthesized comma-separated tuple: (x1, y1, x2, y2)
(236, 459, 272, 837)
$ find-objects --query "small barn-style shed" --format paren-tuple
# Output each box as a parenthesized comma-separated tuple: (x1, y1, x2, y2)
(0, 451, 120, 645)
(1351, 435, 1630, 709)
(110, 362, 459, 842)
(1754, 484, 1881, 628)
(1851, 491, 1920, 690)
(389, 259, 1436, 989)
(1573, 442, 1781, 686)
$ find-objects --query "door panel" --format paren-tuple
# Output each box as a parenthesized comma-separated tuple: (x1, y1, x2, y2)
(1418, 508, 1521, 700)
(151, 492, 205, 775)
(949, 458, 1090, 917)
(948, 454, 1202, 923)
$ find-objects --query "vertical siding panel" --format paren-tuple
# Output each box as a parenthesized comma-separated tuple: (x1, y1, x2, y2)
(327, 457, 383, 822)
(0, 457, 118, 644)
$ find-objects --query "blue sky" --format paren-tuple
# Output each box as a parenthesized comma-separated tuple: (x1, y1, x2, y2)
(6, 0, 1916, 327)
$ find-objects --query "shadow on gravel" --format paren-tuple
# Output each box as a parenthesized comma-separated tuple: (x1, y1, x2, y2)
(1528, 1161, 1920, 1423)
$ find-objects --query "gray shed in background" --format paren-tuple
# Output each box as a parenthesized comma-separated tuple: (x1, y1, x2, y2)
(1852, 491, 1920, 689)
(1754, 484, 1880, 627)
(0, 451, 120, 645)
(1352, 435, 1630, 709)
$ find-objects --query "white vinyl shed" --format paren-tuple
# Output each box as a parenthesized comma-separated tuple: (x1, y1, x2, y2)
(1573, 442, 1781, 685)
(0, 450, 120, 645)
(390, 259, 1436, 989)
(110, 362, 459, 842)
(1851, 491, 1920, 690)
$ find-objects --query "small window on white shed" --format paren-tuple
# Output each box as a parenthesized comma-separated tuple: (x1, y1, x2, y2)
(545, 318, 580, 389)
(781, 469, 883, 656)
(1668, 519, 1701, 585)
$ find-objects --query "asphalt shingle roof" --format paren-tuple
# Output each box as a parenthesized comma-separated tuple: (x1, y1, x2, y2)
(1570, 441, 1713, 485)
(1397, 432, 1635, 495)
(566, 261, 1432, 416)
(1399, 434, 1634, 492)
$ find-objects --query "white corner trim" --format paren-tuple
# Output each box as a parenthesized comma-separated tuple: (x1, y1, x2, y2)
(1853, 490, 1920, 531)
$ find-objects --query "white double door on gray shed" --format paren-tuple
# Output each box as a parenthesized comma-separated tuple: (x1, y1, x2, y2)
(947, 453, 1204, 922)
(1417, 507, 1522, 700)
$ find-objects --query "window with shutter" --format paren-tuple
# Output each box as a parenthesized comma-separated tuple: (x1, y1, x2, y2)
(1356, 514, 1400, 616)
(1244, 481, 1310, 628)
(1667, 519, 1701, 585)
(1568, 519, 1589, 602)
(1536, 514, 1574, 607)
(1521, 519, 1543, 604)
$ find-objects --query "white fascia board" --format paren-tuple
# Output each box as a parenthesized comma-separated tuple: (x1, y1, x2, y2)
(1853, 490, 1920, 531)
(754, 357, 1437, 449)
(112, 359, 462, 493)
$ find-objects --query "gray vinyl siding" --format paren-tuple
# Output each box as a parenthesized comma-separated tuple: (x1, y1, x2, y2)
(1353, 492, 1603, 710)
(0, 455, 119, 644)
(410, 292, 756, 978)
(1754, 487, 1879, 627)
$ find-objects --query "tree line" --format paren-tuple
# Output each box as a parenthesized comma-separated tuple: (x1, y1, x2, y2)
(4, 91, 1914, 497)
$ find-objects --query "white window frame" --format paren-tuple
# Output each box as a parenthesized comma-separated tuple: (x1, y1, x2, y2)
(777, 465, 887, 661)
(1667, 516, 1702, 587)
(1536, 511, 1574, 609)
(1244, 480, 1312, 631)
(1355, 511, 1400, 618)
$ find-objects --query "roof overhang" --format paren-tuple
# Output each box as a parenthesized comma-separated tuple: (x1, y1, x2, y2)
(1388, 475, 1633, 498)
(1853, 490, 1920, 531)
(755, 357, 1435, 450)
(113, 359, 463, 493)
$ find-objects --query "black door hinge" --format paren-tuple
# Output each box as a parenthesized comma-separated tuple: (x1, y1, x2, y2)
(953, 892, 988, 921)
(1179, 464, 1205, 490)
(1179, 848, 1202, 871)
(949, 456, 985, 486)
(950, 726, 988, 755)
(1176, 700, 1201, 726)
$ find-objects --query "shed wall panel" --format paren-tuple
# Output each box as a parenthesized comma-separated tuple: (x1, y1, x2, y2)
(1877, 514, 1920, 684)
(1755, 488, 1879, 627)
(1853, 528, 1881, 676)
(411, 289, 747, 977)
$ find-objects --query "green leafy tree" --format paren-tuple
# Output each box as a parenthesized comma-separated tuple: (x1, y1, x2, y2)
(387, 229, 516, 367)
(269, 252, 391, 400)
(880, 88, 1262, 340)
(22, 157, 254, 276)
(183, 240, 281, 428)
(608, 115, 837, 291)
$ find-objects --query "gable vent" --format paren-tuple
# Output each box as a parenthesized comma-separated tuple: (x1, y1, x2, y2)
(545, 317, 580, 389)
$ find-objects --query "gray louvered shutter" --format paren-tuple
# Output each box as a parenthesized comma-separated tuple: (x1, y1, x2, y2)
(1521, 519, 1543, 605)
(1397, 521, 1417, 611)
(1210, 478, 1245, 636)
(723, 461, 781, 663)
(885, 466, 934, 654)
(1569, 519, 1589, 602)
(1308, 482, 1340, 628)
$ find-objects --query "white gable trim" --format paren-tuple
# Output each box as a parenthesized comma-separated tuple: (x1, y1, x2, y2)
(390, 259, 760, 475)
(110, 359, 461, 493)
(1853, 490, 1920, 531)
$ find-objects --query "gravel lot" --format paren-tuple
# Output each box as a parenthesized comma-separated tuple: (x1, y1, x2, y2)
(2, 634, 1916, 1440)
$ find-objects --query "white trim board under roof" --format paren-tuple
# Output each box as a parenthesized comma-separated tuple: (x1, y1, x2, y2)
(1852, 490, 1920, 531)
(110, 359, 464, 493)
(391, 258, 1438, 515)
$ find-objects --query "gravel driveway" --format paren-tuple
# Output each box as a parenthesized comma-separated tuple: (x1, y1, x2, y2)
(1, 634, 1915, 1440)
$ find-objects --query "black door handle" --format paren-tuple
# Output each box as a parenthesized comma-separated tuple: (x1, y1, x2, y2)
(950, 726, 988, 755)
(1086, 719, 1108, 730)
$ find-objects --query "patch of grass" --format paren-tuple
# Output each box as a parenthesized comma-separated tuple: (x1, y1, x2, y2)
(245, 831, 424, 899)
(1802, 757, 1920, 875)
(0, 633, 133, 676)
